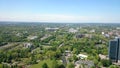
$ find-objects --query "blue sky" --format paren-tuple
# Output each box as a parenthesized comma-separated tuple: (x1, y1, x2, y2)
(0, 0, 120, 23)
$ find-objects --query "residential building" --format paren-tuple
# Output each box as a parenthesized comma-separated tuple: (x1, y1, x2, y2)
(69, 28, 78, 33)
(23, 43, 33, 48)
(77, 54, 88, 60)
(45, 27, 59, 32)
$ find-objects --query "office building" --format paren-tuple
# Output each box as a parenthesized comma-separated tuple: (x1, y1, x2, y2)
(109, 38, 120, 62)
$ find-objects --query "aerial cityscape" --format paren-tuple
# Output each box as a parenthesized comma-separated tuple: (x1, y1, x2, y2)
(0, 0, 120, 68)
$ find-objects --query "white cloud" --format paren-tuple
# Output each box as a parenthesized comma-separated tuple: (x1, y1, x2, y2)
(0, 13, 120, 23)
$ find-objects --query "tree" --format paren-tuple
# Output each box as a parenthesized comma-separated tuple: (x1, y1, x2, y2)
(50, 60, 58, 68)
(72, 48, 77, 54)
(45, 51, 56, 59)
(93, 59, 98, 66)
(101, 59, 112, 67)
(109, 65, 119, 68)
(72, 55, 78, 62)
(58, 64, 65, 68)
(67, 63, 74, 68)
(42, 63, 48, 68)
(97, 62, 102, 68)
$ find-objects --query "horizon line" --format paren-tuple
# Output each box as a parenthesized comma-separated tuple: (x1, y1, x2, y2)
(0, 21, 120, 24)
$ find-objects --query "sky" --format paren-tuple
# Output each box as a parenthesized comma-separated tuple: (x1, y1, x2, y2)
(0, 0, 120, 23)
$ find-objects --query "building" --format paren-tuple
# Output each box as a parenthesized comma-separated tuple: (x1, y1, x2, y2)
(90, 29, 95, 33)
(99, 54, 108, 60)
(109, 38, 120, 62)
(65, 50, 72, 57)
(45, 27, 59, 32)
(23, 43, 33, 48)
(77, 54, 88, 60)
(76, 34, 85, 38)
(102, 32, 105, 35)
(27, 36, 38, 40)
(68, 28, 78, 33)
(75, 60, 94, 68)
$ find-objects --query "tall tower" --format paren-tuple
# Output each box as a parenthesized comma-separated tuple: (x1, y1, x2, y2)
(109, 38, 120, 62)
(118, 38, 120, 62)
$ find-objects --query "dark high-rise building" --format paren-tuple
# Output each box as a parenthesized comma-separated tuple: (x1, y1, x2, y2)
(109, 38, 120, 62)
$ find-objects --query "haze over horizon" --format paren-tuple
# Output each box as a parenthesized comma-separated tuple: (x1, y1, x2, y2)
(0, 0, 120, 23)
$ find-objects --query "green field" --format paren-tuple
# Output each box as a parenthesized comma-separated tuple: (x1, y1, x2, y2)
(30, 59, 61, 68)
(0, 64, 2, 68)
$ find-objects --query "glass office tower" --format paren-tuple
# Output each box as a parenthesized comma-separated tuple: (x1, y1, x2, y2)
(109, 38, 120, 62)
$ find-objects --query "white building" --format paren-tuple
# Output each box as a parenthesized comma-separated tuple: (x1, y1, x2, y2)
(27, 36, 38, 40)
(23, 43, 33, 48)
(69, 28, 78, 33)
(65, 50, 72, 57)
(102, 32, 105, 35)
(45, 27, 59, 32)
(45, 27, 59, 30)
(77, 54, 88, 59)
(90, 29, 95, 33)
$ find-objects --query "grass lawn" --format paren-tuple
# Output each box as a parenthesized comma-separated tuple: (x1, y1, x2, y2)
(30, 59, 51, 68)
(0, 64, 2, 68)
(30, 59, 61, 68)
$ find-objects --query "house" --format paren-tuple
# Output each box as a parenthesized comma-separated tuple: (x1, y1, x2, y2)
(16, 33, 21, 37)
(77, 54, 88, 60)
(75, 60, 94, 68)
(45, 27, 59, 32)
(104, 34, 110, 38)
(76, 34, 85, 38)
(99, 54, 108, 60)
(69, 28, 78, 33)
(40, 34, 51, 41)
(23, 43, 33, 48)
(65, 50, 72, 57)
(27, 36, 38, 40)
(85, 34, 92, 38)
(90, 29, 95, 33)
(102, 32, 105, 35)
(76, 34, 92, 38)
